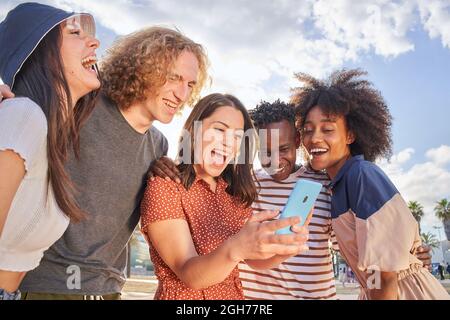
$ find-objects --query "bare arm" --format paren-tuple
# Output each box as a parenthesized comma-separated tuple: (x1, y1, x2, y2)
(245, 254, 295, 270)
(0, 150, 25, 237)
(145, 210, 308, 290)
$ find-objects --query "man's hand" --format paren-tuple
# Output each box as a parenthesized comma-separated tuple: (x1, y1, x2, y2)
(416, 244, 432, 271)
(148, 156, 181, 183)
(0, 84, 15, 102)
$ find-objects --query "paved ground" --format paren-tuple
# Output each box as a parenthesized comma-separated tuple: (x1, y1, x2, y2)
(121, 277, 450, 300)
(122, 277, 156, 300)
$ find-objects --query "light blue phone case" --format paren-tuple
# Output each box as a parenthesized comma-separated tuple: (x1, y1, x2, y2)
(276, 179, 323, 235)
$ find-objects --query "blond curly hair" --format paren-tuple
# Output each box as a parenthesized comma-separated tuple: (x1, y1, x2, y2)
(100, 26, 209, 110)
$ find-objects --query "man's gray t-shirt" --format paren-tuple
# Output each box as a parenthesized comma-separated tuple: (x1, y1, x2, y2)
(20, 94, 168, 295)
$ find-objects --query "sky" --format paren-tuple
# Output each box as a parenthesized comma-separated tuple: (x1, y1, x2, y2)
(1, 0, 449, 241)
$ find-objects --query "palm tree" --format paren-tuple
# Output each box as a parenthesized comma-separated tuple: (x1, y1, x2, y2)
(421, 232, 440, 250)
(434, 199, 450, 241)
(408, 201, 424, 233)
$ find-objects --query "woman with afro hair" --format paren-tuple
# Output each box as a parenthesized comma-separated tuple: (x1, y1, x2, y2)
(293, 69, 448, 300)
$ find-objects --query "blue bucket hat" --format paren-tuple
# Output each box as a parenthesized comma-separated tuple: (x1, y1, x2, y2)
(0, 2, 95, 89)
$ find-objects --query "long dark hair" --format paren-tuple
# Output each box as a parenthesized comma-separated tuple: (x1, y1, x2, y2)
(13, 25, 99, 222)
(177, 93, 257, 207)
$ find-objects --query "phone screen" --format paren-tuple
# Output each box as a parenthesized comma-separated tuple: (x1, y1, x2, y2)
(276, 179, 323, 235)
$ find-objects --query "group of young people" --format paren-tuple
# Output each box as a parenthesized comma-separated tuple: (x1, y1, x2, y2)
(0, 2, 448, 300)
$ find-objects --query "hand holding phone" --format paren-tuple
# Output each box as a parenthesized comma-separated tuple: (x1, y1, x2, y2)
(276, 179, 322, 235)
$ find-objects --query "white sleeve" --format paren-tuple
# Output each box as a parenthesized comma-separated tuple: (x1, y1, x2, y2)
(0, 98, 47, 172)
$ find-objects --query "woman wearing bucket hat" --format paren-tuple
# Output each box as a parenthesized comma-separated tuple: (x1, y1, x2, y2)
(0, 2, 100, 300)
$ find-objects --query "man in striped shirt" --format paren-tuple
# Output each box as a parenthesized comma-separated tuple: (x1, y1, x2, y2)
(239, 100, 339, 300)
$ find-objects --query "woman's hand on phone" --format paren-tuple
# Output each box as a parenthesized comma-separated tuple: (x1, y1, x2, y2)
(228, 210, 309, 262)
(291, 207, 313, 231)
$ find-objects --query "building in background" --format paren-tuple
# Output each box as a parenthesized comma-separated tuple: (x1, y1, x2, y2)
(127, 229, 153, 277)
(431, 240, 450, 275)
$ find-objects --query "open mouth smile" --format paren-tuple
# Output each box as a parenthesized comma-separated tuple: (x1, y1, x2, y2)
(210, 149, 232, 166)
(81, 55, 98, 74)
(309, 147, 329, 157)
(163, 99, 178, 114)
(81, 55, 97, 70)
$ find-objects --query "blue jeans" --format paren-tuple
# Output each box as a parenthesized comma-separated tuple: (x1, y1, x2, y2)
(0, 288, 21, 300)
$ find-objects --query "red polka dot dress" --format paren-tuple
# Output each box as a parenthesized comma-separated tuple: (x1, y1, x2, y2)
(140, 176, 252, 300)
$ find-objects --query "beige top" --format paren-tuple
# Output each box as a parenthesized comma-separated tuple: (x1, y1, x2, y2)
(330, 155, 449, 299)
(0, 97, 69, 272)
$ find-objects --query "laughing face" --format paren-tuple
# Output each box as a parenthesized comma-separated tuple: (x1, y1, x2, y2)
(143, 50, 199, 124)
(194, 106, 244, 179)
(301, 105, 355, 179)
(259, 120, 300, 181)
(60, 16, 100, 104)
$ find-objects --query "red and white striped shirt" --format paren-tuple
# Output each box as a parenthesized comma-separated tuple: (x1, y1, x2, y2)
(239, 166, 339, 300)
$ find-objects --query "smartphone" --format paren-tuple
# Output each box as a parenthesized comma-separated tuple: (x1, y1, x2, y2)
(275, 179, 323, 235)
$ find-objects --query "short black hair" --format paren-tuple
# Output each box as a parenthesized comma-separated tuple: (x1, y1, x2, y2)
(292, 69, 392, 162)
(249, 99, 296, 129)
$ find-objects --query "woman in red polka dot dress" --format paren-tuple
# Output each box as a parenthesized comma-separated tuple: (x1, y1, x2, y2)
(140, 93, 310, 300)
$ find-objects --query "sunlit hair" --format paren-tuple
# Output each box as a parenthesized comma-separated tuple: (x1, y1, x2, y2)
(100, 26, 209, 110)
(14, 25, 99, 222)
(291, 69, 392, 162)
(177, 93, 257, 207)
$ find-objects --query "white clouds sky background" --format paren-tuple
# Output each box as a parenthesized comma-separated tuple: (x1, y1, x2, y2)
(378, 145, 450, 239)
(1, 0, 449, 238)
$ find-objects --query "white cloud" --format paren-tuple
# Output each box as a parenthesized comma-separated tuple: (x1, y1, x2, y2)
(378, 146, 450, 239)
(377, 148, 414, 177)
(312, 0, 417, 58)
(395, 148, 415, 164)
(417, 0, 450, 49)
(426, 145, 450, 166)
(2, 0, 450, 106)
